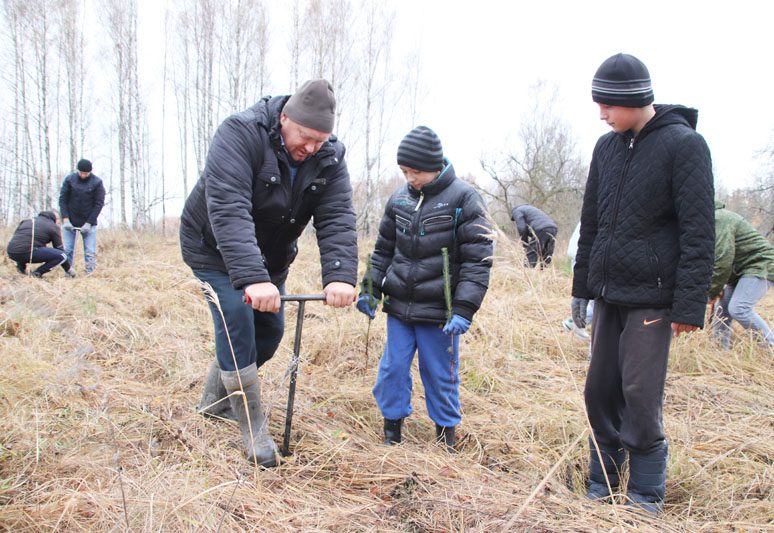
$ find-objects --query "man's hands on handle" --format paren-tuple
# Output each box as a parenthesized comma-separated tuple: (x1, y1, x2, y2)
(62, 219, 73, 230)
(244, 282, 282, 313)
(323, 281, 356, 308)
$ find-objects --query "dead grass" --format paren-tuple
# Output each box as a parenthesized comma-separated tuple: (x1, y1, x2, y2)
(0, 228, 771, 532)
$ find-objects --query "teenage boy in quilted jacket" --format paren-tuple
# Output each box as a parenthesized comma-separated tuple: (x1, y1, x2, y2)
(571, 54, 715, 513)
(356, 126, 493, 451)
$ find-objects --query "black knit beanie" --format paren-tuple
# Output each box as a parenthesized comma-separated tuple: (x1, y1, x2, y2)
(77, 159, 92, 172)
(592, 53, 654, 108)
(396, 126, 444, 172)
(283, 79, 336, 133)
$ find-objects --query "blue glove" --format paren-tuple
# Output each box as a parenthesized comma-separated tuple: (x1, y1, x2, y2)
(356, 294, 377, 320)
(62, 220, 73, 230)
(81, 222, 92, 234)
(443, 314, 471, 335)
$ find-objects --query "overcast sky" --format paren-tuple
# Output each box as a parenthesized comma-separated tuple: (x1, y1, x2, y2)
(134, 0, 773, 219)
(389, 0, 774, 192)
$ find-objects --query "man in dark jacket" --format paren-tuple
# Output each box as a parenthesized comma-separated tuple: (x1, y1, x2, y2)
(180, 79, 358, 467)
(356, 126, 493, 451)
(58, 159, 106, 275)
(571, 54, 715, 513)
(511, 204, 558, 267)
(7, 210, 76, 278)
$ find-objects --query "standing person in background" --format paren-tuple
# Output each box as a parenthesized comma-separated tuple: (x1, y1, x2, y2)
(710, 201, 774, 349)
(7, 210, 76, 278)
(180, 79, 358, 467)
(59, 159, 106, 275)
(356, 126, 493, 451)
(511, 204, 557, 268)
(572, 53, 715, 514)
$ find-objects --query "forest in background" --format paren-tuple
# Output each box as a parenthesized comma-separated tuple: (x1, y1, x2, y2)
(1, 0, 772, 241)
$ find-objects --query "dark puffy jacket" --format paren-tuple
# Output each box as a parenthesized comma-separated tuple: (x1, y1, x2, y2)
(7, 212, 63, 255)
(179, 95, 358, 289)
(511, 204, 557, 240)
(58, 172, 105, 227)
(572, 105, 715, 327)
(363, 162, 493, 323)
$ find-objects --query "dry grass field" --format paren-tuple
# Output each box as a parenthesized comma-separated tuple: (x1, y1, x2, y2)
(0, 228, 771, 532)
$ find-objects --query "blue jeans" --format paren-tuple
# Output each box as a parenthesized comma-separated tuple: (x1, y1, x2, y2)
(713, 277, 773, 348)
(63, 226, 97, 273)
(373, 314, 461, 427)
(193, 269, 285, 371)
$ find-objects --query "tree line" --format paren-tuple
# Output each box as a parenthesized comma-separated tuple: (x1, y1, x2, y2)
(1, 0, 770, 240)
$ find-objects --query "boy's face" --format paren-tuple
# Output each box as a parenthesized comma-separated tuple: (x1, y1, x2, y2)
(598, 104, 641, 134)
(399, 165, 439, 190)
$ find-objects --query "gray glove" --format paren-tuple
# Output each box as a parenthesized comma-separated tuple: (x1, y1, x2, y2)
(571, 297, 590, 328)
(81, 222, 92, 234)
(62, 220, 73, 230)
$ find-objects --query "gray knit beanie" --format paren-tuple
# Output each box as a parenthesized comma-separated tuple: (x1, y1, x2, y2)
(283, 79, 336, 133)
(396, 126, 444, 172)
(592, 53, 654, 108)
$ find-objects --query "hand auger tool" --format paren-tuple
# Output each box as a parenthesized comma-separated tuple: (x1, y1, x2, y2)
(244, 293, 326, 456)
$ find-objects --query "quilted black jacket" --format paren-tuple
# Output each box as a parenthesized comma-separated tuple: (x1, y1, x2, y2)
(572, 105, 715, 327)
(362, 162, 493, 323)
(179, 95, 358, 289)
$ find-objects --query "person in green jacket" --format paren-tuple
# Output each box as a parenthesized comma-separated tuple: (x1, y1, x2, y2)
(710, 202, 774, 349)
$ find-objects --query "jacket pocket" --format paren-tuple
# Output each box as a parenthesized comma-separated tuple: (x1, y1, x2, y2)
(395, 215, 411, 234)
(648, 242, 663, 293)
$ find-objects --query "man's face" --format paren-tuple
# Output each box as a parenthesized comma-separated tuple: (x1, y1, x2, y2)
(598, 104, 641, 134)
(399, 165, 439, 191)
(78, 171, 91, 179)
(279, 114, 329, 163)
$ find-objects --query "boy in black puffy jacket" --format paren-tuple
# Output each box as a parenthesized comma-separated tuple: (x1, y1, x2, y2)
(571, 54, 715, 513)
(357, 126, 493, 450)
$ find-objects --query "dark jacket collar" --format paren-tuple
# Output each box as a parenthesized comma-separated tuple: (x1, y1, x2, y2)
(407, 159, 456, 197)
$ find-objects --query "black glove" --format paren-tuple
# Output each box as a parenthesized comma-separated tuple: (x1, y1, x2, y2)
(571, 297, 590, 329)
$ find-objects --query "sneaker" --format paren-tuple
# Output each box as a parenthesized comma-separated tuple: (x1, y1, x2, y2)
(562, 318, 574, 331)
(574, 328, 590, 341)
(31, 271, 43, 278)
(64, 268, 76, 278)
(16, 264, 26, 275)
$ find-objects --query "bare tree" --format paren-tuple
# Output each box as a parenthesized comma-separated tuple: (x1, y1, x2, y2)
(58, 0, 85, 170)
(479, 82, 586, 234)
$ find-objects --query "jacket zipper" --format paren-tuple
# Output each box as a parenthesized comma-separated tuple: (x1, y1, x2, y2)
(601, 136, 635, 297)
(406, 191, 425, 319)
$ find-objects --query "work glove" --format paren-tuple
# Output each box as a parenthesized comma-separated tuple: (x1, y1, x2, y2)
(62, 220, 73, 230)
(356, 294, 378, 320)
(443, 314, 471, 335)
(571, 297, 590, 329)
(81, 222, 92, 234)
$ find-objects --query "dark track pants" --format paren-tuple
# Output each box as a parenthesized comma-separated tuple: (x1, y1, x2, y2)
(524, 228, 557, 268)
(585, 299, 673, 454)
(9, 247, 71, 276)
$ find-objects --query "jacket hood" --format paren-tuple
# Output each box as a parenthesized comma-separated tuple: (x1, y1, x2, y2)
(38, 211, 57, 222)
(648, 104, 699, 131)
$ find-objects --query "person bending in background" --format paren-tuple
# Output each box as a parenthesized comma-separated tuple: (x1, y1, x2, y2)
(511, 203, 557, 268)
(710, 201, 774, 349)
(357, 126, 493, 451)
(7, 210, 76, 278)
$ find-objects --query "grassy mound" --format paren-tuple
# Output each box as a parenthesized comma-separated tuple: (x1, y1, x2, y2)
(0, 229, 771, 532)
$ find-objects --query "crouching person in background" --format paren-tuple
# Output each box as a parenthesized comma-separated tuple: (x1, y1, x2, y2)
(7, 210, 76, 278)
(357, 126, 493, 451)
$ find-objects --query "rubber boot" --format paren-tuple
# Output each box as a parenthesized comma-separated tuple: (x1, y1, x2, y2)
(221, 365, 278, 467)
(435, 424, 456, 453)
(197, 361, 236, 421)
(586, 439, 626, 500)
(383, 418, 402, 445)
(626, 441, 668, 515)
